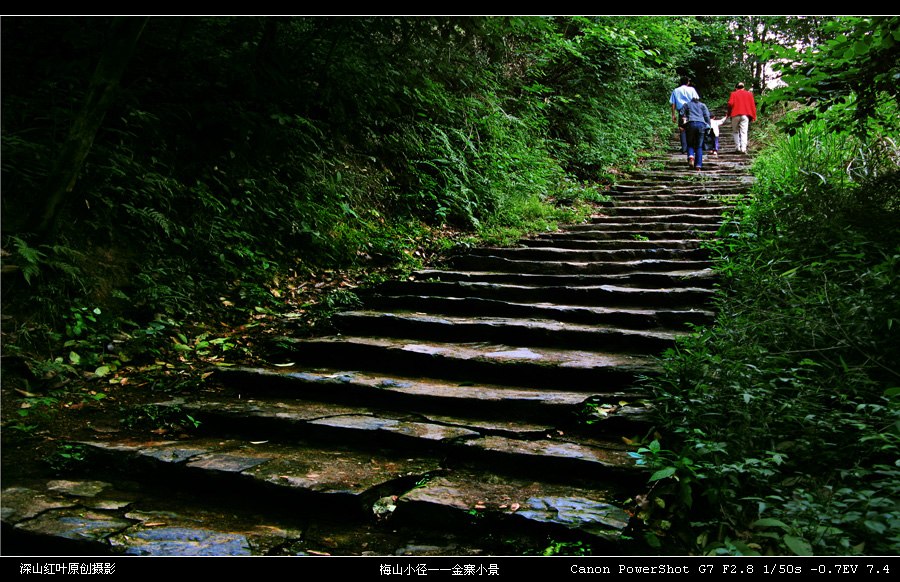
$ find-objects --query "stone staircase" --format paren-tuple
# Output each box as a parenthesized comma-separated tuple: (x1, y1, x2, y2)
(2, 130, 753, 556)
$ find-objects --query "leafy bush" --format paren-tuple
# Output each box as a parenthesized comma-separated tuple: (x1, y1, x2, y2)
(639, 106, 900, 555)
(3, 16, 694, 331)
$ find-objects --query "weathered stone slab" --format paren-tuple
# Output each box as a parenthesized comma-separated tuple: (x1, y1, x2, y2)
(242, 443, 441, 496)
(335, 311, 684, 353)
(420, 414, 553, 437)
(80, 437, 444, 502)
(397, 471, 630, 539)
(14, 509, 132, 543)
(610, 205, 728, 216)
(565, 222, 718, 234)
(175, 398, 367, 422)
(274, 336, 653, 393)
(519, 237, 703, 250)
(514, 496, 630, 538)
(1, 487, 78, 524)
(409, 268, 716, 286)
(186, 453, 272, 473)
(449, 255, 713, 275)
(307, 414, 480, 442)
(482, 347, 543, 360)
(84, 499, 135, 511)
(82, 439, 213, 465)
(461, 435, 636, 469)
(363, 296, 713, 331)
(79, 439, 180, 453)
(46, 480, 111, 498)
(111, 526, 253, 556)
(219, 366, 594, 411)
(465, 246, 708, 261)
(139, 446, 209, 464)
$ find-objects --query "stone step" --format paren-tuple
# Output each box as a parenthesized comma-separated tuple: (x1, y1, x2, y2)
(556, 224, 718, 242)
(157, 393, 647, 468)
(563, 221, 720, 233)
(395, 467, 633, 544)
(366, 280, 715, 308)
(162, 399, 645, 479)
(449, 255, 714, 275)
(610, 182, 750, 192)
(1, 478, 312, 556)
(518, 237, 703, 250)
(461, 246, 709, 262)
(617, 175, 743, 185)
(590, 213, 724, 225)
(362, 294, 715, 330)
(612, 178, 751, 189)
(210, 366, 645, 425)
(268, 336, 654, 392)
(601, 195, 737, 206)
(410, 268, 717, 288)
(4, 436, 640, 554)
(601, 205, 729, 217)
(538, 229, 715, 241)
(333, 310, 684, 353)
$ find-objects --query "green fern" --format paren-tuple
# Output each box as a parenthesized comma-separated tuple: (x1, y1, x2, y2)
(46, 244, 85, 286)
(9, 236, 46, 284)
(123, 204, 175, 237)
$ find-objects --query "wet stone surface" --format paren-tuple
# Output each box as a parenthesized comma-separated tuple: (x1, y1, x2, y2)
(46, 480, 111, 498)
(83, 499, 135, 511)
(79, 438, 444, 501)
(484, 347, 544, 360)
(111, 506, 306, 556)
(397, 469, 631, 539)
(293, 336, 653, 370)
(138, 445, 210, 464)
(394, 543, 468, 556)
(462, 435, 635, 468)
(186, 453, 273, 473)
(242, 444, 442, 495)
(402, 344, 448, 355)
(1, 487, 78, 524)
(308, 414, 480, 442)
(420, 414, 553, 437)
(14, 509, 132, 544)
(218, 366, 592, 410)
(111, 526, 253, 556)
(514, 496, 630, 538)
(174, 398, 368, 422)
(2, 479, 308, 556)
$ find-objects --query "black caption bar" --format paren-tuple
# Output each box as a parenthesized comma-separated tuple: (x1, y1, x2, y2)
(3, 556, 897, 578)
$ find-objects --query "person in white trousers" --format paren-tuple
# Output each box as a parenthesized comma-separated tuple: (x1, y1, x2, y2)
(727, 82, 757, 154)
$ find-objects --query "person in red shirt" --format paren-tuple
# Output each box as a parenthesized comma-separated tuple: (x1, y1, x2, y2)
(727, 82, 757, 154)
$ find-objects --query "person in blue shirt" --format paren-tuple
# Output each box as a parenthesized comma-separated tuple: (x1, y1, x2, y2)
(680, 96, 711, 171)
(669, 77, 699, 154)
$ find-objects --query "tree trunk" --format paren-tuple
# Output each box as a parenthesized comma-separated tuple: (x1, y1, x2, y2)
(736, 16, 748, 77)
(28, 16, 149, 241)
(753, 21, 769, 94)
